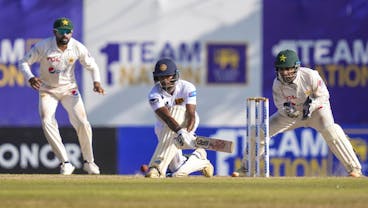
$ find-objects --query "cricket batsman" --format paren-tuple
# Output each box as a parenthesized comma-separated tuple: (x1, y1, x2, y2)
(233, 49, 363, 177)
(146, 58, 214, 178)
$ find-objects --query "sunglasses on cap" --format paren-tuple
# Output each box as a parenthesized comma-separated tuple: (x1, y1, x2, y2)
(55, 28, 72, 35)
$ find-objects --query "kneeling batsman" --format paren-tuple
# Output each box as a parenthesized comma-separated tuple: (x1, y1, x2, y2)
(146, 105, 213, 178)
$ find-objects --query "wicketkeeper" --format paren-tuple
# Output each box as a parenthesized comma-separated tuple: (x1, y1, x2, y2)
(146, 58, 214, 178)
(233, 49, 363, 177)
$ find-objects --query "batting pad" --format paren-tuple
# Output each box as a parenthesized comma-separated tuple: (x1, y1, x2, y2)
(321, 123, 362, 173)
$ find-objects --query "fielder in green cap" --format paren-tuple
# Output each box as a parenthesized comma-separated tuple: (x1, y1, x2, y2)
(18, 17, 105, 175)
(53, 17, 74, 36)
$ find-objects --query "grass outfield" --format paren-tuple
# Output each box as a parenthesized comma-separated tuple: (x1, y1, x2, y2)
(0, 175, 367, 208)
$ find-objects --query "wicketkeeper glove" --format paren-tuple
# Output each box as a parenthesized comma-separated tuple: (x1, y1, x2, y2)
(175, 129, 196, 148)
(283, 102, 300, 118)
(302, 97, 317, 120)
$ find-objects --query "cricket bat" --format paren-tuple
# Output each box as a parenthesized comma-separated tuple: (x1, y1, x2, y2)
(195, 136, 234, 153)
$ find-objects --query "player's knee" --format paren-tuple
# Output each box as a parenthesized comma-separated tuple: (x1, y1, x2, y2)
(73, 120, 91, 131)
(40, 115, 54, 126)
(321, 123, 346, 143)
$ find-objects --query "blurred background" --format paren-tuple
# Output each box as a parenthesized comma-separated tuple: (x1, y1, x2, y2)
(0, 0, 367, 176)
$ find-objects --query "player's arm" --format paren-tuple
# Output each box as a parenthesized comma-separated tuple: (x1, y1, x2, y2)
(155, 106, 196, 149)
(310, 71, 329, 105)
(18, 44, 42, 90)
(155, 107, 182, 133)
(185, 104, 196, 132)
(77, 42, 104, 94)
(183, 82, 197, 132)
(272, 80, 285, 111)
(302, 71, 329, 119)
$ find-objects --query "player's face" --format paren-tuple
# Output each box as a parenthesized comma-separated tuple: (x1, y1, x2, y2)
(157, 75, 176, 93)
(277, 67, 297, 83)
(53, 29, 73, 45)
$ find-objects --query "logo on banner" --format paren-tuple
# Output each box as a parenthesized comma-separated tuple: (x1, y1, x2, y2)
(272, 39, 368, 88)
(206, 43, 247, 84)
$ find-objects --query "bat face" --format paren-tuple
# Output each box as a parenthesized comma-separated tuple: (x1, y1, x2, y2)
(195, 136, 234, 153)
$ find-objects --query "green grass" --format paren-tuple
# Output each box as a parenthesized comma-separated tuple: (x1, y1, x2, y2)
(0, 175, 367, 208)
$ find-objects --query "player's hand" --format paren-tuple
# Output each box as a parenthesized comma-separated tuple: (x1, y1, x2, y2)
(28, 77, 42, 90)
(93, 81, 105, 95)
(175, 129, 195, 148)
(302, 97, 317, 120)
(283, 102, 300, 118)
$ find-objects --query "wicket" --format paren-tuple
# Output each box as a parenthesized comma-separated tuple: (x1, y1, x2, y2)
(245, 97, 270, 177)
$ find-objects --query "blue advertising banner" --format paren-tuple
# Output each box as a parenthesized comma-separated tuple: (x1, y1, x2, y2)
(117, 127, 240, 175)
(117, 126, 368, 176)
(0, 0, 82, 126)
(262, 0, 368, 125)
(0, 127, 117, 174)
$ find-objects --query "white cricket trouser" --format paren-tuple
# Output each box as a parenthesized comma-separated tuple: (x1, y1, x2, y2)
(269, 104, 361, 174)
(38, 84, 95, 164)
(171, 148, 212, 177)
(151, 105, 200, 176)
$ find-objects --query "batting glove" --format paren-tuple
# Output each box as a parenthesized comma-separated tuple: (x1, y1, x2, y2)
(175, 129, 196, 148)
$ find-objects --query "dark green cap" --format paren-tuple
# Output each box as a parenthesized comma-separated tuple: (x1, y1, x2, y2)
(53, 17, 73, 30)
(274, 49, 300, 68)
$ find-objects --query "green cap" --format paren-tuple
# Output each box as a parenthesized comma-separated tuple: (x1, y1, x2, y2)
(53, 17, 73, 30)
(274, 49, 300, 68)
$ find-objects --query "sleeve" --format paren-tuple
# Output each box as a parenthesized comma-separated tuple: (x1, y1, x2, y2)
(272, 79, 284, 111)
(78, 42, 101, 82)
(310, 71, 330, 106)
(148, 91, 165, 111)
(185, 82, 197, 105)
(18, 45, 40, 81)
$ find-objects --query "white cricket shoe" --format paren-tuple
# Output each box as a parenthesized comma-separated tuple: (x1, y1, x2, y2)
(60, 162, 75, 175)
(193, 148, 214, 177)
(201, 162, 214, 177)
(145, 167, 161, 178)
(349, 169, 364, 177)
(83, 162, 100, 175)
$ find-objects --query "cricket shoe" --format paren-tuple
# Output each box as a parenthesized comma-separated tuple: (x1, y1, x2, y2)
(60, 162, 75, 175)
(231, 166, 247, 177)
(145, 167, 161, 178)
(348, 169, 364, 177)
(83, 161, 100, 175)
(201, 163, 214, 177)
(193, 148, 214, 177)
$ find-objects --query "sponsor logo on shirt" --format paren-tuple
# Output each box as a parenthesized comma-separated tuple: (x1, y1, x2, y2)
(175, 98, 184, 105)
(47, 56, 61, 63)
(188, 91, 196, 97)
(71, 89, 79, 96)
(48, 67, 64, 74)
(48, 67, 56, 73)
(304, 90, 312, 96)
(149, 98, 159, 104)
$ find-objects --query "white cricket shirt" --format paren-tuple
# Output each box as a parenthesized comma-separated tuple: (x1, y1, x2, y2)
(19, 37, 101, 88)
(272, 67, 330, 114)
(148, 79, 198, 130)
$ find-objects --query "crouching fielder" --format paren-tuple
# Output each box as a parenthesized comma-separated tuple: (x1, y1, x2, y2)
(233, 49, 363, 177)
(146, 58, 213, 178)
